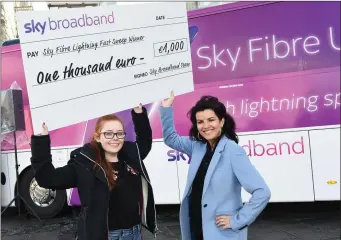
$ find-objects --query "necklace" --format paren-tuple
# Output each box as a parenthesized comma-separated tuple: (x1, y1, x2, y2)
(110, 160, 120, 181)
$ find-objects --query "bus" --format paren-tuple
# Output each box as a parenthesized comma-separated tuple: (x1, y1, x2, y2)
(1, 1, 340, 218)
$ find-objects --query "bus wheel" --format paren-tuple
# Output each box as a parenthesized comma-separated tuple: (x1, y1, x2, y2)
(19, 168, 67, 219)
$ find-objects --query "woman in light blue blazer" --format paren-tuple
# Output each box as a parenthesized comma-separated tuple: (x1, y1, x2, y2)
(159, 92, 271, 240)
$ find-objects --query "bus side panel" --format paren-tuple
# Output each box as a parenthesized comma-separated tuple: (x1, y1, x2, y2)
(310, 128, 341, 201)
(5, 151, 32, 206)
(6, 151, 35, 206)
(240, 131, 314, 202)
(1, 154, 12, 206)
(143, 142, 181, 204)
(1, 149, 68, 207)
(176, 131, 315, 203)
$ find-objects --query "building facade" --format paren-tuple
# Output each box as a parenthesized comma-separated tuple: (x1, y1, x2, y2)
(1, 2, 8, 44)
(46, 1, 100, 9)
(45, 1, 233, 10)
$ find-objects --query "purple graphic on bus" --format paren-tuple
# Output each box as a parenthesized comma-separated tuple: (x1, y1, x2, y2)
(1, 1, 339, 206)
(69, 1, 340, 205)
(189, 26, 199, 44)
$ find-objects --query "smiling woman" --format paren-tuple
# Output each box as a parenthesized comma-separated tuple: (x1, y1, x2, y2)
(91, 114, 126, 167)
(29, 104, 158, 239)
(159, 91, 271, 240)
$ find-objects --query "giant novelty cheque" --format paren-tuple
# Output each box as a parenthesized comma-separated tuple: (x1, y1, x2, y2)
(15, 3, 194, 134)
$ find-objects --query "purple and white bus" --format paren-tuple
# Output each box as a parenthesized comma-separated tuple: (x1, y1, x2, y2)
(1, 1, 340, 218)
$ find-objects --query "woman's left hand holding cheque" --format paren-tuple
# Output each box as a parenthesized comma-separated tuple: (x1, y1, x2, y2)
(37, 122, 49, 136)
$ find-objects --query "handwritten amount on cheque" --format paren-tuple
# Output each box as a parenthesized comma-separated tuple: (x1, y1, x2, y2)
(35, 54, 191, 85)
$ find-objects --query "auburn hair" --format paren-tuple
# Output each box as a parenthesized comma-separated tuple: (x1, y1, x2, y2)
(89, 114, 124, 191)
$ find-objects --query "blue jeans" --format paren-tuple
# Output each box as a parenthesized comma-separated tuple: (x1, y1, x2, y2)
(108, 224, 142, 240)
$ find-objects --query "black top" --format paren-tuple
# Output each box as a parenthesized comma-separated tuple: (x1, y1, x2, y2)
(108, 160, 142, 230)
(189, 139, 220, 240)
(29, 106, 157, 239)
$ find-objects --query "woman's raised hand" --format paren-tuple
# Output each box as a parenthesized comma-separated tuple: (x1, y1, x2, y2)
(162, 90, 175, 108)
(40, 122, 48, 135)
(133, 103, 143, 113)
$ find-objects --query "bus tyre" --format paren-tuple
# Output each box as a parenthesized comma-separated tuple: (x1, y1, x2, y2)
(19, 168, 66, 219)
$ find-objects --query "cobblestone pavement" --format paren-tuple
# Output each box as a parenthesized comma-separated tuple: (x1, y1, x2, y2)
(1, 202, 340, 239)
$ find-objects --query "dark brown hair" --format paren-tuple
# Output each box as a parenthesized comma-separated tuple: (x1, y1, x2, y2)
(187, 96, 239, 144)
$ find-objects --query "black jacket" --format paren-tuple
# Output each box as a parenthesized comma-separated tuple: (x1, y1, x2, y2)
(30, 107, 158, 240)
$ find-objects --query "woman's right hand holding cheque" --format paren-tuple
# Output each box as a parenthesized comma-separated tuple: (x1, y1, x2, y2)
(39, 122, 49, 136)
(162, 90, 175, 108)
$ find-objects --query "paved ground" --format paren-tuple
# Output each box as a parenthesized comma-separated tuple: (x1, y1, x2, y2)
(1, 201, 340, 239)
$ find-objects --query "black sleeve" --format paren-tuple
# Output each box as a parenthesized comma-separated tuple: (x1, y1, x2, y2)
(131, 106, 152, 160)
(30, 135, 78, 190)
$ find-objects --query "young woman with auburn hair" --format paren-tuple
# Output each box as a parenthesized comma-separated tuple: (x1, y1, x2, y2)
(30, 104, 157, 240)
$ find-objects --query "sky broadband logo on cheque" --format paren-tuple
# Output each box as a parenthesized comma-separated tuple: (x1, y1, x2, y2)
(24, 11, 115, 35)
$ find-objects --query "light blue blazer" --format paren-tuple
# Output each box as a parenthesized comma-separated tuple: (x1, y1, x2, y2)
(159, 106, 271, 240)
